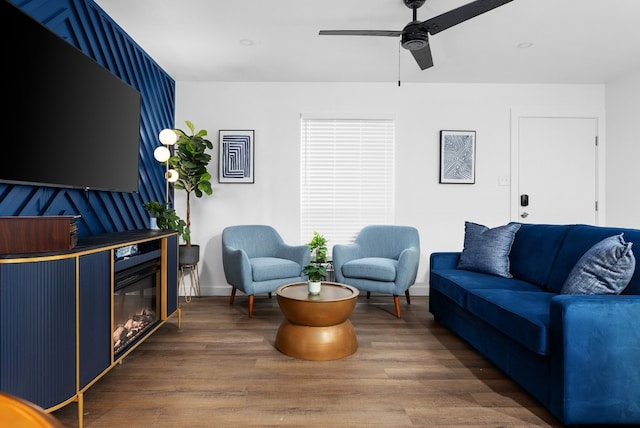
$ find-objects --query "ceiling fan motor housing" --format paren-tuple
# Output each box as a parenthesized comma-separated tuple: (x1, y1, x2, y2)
(403, 0, 426, 9)
(401, 21, 428, 50)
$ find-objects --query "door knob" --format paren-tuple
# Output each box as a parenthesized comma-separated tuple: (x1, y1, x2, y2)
(521, 212, 529, 218)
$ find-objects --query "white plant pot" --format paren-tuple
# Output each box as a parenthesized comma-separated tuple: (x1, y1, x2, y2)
(149, 217, 159, 230)
(308, 281, 322, 295)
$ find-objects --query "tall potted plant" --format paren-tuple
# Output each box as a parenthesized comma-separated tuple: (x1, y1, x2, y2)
(167, 120, 214, 265)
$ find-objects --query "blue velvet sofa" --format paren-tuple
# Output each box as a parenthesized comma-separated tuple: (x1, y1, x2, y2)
(429, 223, 640, 425)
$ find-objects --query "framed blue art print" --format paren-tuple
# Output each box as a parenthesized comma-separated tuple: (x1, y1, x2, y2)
(439, 130, 476, 184)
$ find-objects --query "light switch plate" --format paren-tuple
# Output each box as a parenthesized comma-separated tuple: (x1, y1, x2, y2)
(498, 176, 510, 186)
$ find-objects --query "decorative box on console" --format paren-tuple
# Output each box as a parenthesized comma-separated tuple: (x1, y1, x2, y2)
(0, 215, 79, 254)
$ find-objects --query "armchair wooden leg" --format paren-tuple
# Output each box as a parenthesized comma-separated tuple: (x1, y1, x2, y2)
(366, 291, 371, 299)
(393, 295, 401, 318)
(268, 292, 272, 299)
(229, 287, 237, 305)
(248, 295, 254, 318)
(405, 289, 411, 305)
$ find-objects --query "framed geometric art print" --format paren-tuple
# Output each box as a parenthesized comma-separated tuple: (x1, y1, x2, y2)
(439, 130, 476, 184)
(219, 130, 255, 183)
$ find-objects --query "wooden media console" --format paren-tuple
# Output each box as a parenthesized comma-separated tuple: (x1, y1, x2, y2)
(0, 229, 180, 427)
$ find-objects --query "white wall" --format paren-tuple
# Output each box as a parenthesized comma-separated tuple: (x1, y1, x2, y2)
(605, 71, 640, 227)
(174, 82, 605, 296)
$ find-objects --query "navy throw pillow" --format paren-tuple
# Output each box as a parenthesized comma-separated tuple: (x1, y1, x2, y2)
(561, 233, 635, 295)
(457, 221, 521, 278)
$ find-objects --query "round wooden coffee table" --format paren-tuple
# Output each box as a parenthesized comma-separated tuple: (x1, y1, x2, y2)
(275, 282, 359, 360)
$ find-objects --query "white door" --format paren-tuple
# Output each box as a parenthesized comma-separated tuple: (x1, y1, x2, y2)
(517, 117, 598, 224)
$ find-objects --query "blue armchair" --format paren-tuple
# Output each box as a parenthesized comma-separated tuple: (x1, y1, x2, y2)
(222, 225, 310, 318)
(333, 225, 420, 318)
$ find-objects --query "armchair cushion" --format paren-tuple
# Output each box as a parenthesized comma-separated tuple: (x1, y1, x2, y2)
(251, 257, 304, 282)
(342, 257, 397, 282)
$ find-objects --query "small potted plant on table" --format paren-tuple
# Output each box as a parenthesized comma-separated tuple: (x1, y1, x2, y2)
(143, 201, 189, 241)
(302, 231, 328, 295)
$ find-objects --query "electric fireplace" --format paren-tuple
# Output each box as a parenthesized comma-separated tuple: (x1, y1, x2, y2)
(113, 259, 161, 356)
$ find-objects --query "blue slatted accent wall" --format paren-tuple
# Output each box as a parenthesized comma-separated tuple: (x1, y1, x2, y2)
(1, 0, 174, 238)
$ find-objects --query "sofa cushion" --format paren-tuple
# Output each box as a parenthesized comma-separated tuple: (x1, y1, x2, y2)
(251, 257, 302, 282)
(467, 289, 555, 355)
(430, 268, 542, 308)
(342, 257, 397, 282)
(560, 234, 635, 295)
(509, 223, 570, 287)
(548, 226, 640, 294)
(457, 222, 521, 278)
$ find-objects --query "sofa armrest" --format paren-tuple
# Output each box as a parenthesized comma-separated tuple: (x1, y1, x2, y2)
(549, 295, 640, 424)
(429, 252, 460, 270)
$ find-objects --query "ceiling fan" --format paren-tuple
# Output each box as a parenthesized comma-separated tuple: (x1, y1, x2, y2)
(319, 0, 514, 70)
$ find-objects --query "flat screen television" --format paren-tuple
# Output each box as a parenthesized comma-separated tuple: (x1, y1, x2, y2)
(1, 0, 142, 193)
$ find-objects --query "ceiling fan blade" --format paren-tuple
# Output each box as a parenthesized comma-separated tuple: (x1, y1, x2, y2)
(319, 30, 402, 37)
(422, 0, 514, 35)
(410, 43, 434, 70)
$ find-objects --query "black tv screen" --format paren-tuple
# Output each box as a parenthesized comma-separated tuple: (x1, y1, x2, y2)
(1, 0, 142, 193)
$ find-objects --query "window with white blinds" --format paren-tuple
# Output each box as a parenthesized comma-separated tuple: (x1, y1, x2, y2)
(300, 117, 395, 250)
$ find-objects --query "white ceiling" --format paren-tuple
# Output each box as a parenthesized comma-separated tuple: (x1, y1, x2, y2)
(94, 0, 640, 84)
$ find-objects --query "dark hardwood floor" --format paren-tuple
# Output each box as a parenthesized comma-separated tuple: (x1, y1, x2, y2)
(52, 294, 562, 427)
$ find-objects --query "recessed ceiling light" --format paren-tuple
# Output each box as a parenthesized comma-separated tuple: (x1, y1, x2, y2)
(240, 39, 254, 46)
(517, 42, 533, 49)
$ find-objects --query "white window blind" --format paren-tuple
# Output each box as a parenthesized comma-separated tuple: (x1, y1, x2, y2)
(300, 117, 395, 250)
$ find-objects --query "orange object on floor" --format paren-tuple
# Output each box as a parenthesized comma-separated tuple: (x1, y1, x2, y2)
(0, 393, 63, 428)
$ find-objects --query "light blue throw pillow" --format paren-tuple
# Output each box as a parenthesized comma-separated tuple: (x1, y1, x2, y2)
(457, 222, 521, 278)
(561, 233, 635, 295)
